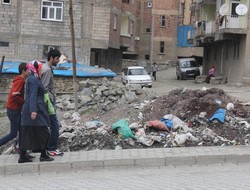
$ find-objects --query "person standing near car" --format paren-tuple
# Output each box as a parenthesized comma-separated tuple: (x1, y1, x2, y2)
(151, 62, 158, 81)
(40, 49, 64, 156)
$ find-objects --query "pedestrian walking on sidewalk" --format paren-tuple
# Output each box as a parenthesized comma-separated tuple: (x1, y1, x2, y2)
(19, 63, 54, 163)
(0, 63, 35, 161)
(41, 49, 64, 156)
(152, 62, 158, 81)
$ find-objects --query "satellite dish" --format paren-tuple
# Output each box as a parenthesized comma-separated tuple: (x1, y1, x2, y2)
(236, 4, 248, 16)
(219, 4, 228, 16)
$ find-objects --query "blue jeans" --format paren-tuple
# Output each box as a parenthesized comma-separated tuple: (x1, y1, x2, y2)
(48, 113, 60, 151)
(0, 109, 20, 146)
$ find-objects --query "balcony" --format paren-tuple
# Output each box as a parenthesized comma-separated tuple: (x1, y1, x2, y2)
(205, 20, 216, 36)
(218, 15, 247, 34)
(195, 21, 205, 37)
(120, 35, 131, 48)
(196, 0, 215, 3)
(194, 20, 215, 46)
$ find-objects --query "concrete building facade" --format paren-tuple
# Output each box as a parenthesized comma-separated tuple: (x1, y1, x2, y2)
(0, 0, 141, 73)
(1, 0, 207, 72)
(192, 0, 250, 83)
(176, 0, 203, 60)
(138, 0, 179, 66)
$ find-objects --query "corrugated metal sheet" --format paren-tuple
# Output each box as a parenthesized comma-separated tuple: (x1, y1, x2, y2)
(177, 26, 194, 47)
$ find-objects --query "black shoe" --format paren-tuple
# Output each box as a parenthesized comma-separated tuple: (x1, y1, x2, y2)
(40, 156, 54, 162)
(25, 153, 35, 159)
(18, 157, 33, 164)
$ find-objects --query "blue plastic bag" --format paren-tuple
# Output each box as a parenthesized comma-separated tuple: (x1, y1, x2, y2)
(209, 108, 226, 123)
(160, 118, 173, 129)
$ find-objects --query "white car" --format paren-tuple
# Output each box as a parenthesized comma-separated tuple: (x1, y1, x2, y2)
(121, 66, 152, 88)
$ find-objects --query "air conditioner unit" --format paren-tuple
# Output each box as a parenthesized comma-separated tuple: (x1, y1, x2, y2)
(147, 2, 152, 8)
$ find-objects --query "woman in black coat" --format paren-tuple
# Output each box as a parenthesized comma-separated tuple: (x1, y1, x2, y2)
(19, 63, 54, 163)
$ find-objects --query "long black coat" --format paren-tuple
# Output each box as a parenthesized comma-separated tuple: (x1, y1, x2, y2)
(21, 74, 50, 127)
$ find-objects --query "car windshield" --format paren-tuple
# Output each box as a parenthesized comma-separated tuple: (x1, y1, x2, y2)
(180, 61, 198, 68)
(128, 68, 148, 75)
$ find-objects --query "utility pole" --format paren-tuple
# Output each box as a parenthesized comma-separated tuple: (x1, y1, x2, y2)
(150, 6, 154, 65)
(0, 56, 5, 76)
(69, 0, 78, 112)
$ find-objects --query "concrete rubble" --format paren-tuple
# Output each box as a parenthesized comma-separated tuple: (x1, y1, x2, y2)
(1, 79, 250, 155)
(56, 86, 250, 152)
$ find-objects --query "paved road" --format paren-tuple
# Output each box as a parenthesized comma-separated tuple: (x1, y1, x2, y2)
(141, 67, 250, 102)
(1, 163, 250, 190)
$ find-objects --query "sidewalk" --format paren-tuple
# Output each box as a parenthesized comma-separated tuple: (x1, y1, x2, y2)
(1, 146, 250, 176)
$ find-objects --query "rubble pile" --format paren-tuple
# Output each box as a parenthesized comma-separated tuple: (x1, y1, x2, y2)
(56, 78, 145, 112)
(142, 87, 248, 121)
(1, 87, 250, 155)
(57, 87, 250, 152)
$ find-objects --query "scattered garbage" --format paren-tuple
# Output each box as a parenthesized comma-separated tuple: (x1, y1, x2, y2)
(1, 86, 250, 155)
(145, 120, 169, 131)
(112, 119, 136, 140)
(209, 108, 226, 123)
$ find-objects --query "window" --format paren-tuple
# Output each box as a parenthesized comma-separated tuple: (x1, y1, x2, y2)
(130, 21, 134, 35)
(129, 68, 148, 75)
(146, 28, 151, 33)
(145, 55, 150, 60)
(161, 15, 166, 27)
(122, 0, 129, 3)
(114, 15, 117, 30)
(179, 3, 184, 17)
(41, 1, 63, 21)
(2, 0, 11, 4)
(160, 41, 165, 53)
(0, 41, 9, 47)
(180, 61, 198, 68)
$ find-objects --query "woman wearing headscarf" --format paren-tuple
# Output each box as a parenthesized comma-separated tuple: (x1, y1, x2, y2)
(19, 62, 54, 163)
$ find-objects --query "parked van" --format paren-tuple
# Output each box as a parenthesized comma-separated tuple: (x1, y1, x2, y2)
(176, 58, 200, 80)
(121, 66, 152, 88)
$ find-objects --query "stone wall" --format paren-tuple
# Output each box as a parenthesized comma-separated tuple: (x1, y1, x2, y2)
(0, 74, 106, 101)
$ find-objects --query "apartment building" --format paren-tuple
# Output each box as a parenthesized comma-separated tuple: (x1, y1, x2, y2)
(192, 0, 250, 83)
(138, 0, 179, 65)
(0, 0, 141, 73)
(177, 0, 203, 62)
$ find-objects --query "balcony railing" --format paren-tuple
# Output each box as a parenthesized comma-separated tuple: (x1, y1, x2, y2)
(219, 15, 247, 30)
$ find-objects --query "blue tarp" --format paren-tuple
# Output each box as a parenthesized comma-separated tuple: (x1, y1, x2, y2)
(1, 61, 117, 78)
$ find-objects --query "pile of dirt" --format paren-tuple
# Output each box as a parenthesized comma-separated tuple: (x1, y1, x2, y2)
(142, 88, 249, 122)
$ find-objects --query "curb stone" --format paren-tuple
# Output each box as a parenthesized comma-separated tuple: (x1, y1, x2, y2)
(1, 146, 250, 176)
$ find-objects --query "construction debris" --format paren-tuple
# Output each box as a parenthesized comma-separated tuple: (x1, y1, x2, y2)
(1, 85, 250, 155)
